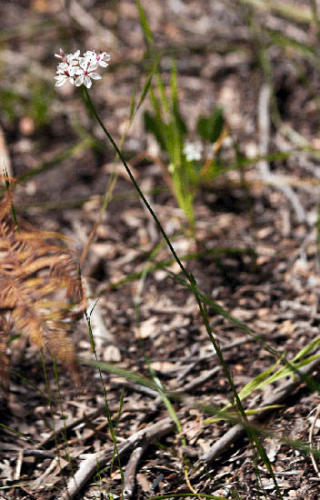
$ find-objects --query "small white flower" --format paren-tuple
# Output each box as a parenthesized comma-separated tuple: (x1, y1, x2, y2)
(54, 49, 80, 65)
(54, 62, 76, 87)
(54, 48, 65, 60)
(74, 59, 102, 89)
(183, 141, 203, 162)
(95, 51, 111, 68)
(54, 48, 110, 89)
(54, 50, 81, 87)
(83, 50, 111, 68)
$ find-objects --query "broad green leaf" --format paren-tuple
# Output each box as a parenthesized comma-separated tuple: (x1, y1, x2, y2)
(133, 56, 160, 120)
(143, 110, 167, 151)
(135, 70, 153, 114)
(156, 73, 170, 114)
(81, 358, 158, 390)
(150, 86, 163, 122)
(204, 405, 283, 424)
(197, 107, 224, 143)
(148, 366, 182, 433)
(292, 336, 320, 362)
(237, 358, 283, 401)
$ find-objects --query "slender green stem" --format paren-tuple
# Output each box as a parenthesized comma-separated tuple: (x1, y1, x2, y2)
(81, 87, 283, 495)
(85, 311, 124, 489)
(82, 87, 189, 279)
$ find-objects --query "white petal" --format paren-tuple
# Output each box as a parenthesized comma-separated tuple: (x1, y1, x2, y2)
(84, 76, 92, 88)
(54, 48, 64, 59)
(84, 50, 95, 58)
(99, 61, 108, 67)
(88, 62, 98, 71)
(79, 59, 88, 69)
(90, 72, 101, 80)
(75, 75, 84, 86)
(69, 66, 79, 76)
(55, 77, 66, 87)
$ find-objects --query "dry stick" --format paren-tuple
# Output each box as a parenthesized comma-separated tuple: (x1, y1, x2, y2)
(263, 173, 306, 222)
(0, 125, 12, 177)
(308, 402, 320, 477)
(39, 404, 106, 447)
(199, 353, 320, 466)
(39, 366, 219, 464)
(59, 417, 175, 500)
(85, 278, 116, 352)
(258, 82, 271, 178)
(68, 0, 116, 46)
(14, 449, 23, 481)
(176, 366, 221, 392)
(123, 444, 148, 499)
(148, 366, 221, 417)
(113, 366, 221, 409)
(257, 82, 306, 222)
(177, 337, 253, 381)
(57, 367, 221, 499)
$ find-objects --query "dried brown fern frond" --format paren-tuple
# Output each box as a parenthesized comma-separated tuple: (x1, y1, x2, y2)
(0, 176, 87, 392)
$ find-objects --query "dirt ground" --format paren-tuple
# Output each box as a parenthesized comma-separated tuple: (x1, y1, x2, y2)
(2, 0, 320, 498)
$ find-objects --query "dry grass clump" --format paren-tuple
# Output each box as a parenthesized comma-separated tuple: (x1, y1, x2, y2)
(0, 176, 87, 392)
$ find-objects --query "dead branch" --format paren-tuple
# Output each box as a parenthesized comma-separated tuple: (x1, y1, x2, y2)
(258, 82, 271, 177)
(68, 0, 117, 47)
(59, 417, 175, 499)
(199, 353, 320, 465)
(257, 81, 306, 222)
(309, 402, 320, 477)
(123, 444, 148, 499)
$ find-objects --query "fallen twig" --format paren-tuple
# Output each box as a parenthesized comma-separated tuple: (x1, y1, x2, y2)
(258, 82, 271, 177)
(59, 416, 175, 499)
(39, 404, 105, 447)
(68, 0, 117, 46)
(123, 444, 148, 499)
(257, 81, 306, 222)
(199, 353, 320, 465)
(309, 401, 320, 477)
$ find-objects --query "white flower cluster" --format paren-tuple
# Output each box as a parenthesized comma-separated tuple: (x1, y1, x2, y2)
(54, 48, 110, 89)
(183, 141, 203, 162)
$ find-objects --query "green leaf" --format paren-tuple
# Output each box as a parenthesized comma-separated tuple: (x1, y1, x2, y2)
(136, 0, 153, 49)
(128, 82, 137, 122)
(81, 358, 158, 391)
(170, 60, 187, 136)
(135, 69, 154, 113)
(292, 336, 320, 362)
(143, 110, 167, 151)
(197, 107, 224, 143)
(129, 57, 159, 124)
(155, 72, 170, 114)
(237, 358, 283, 402)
